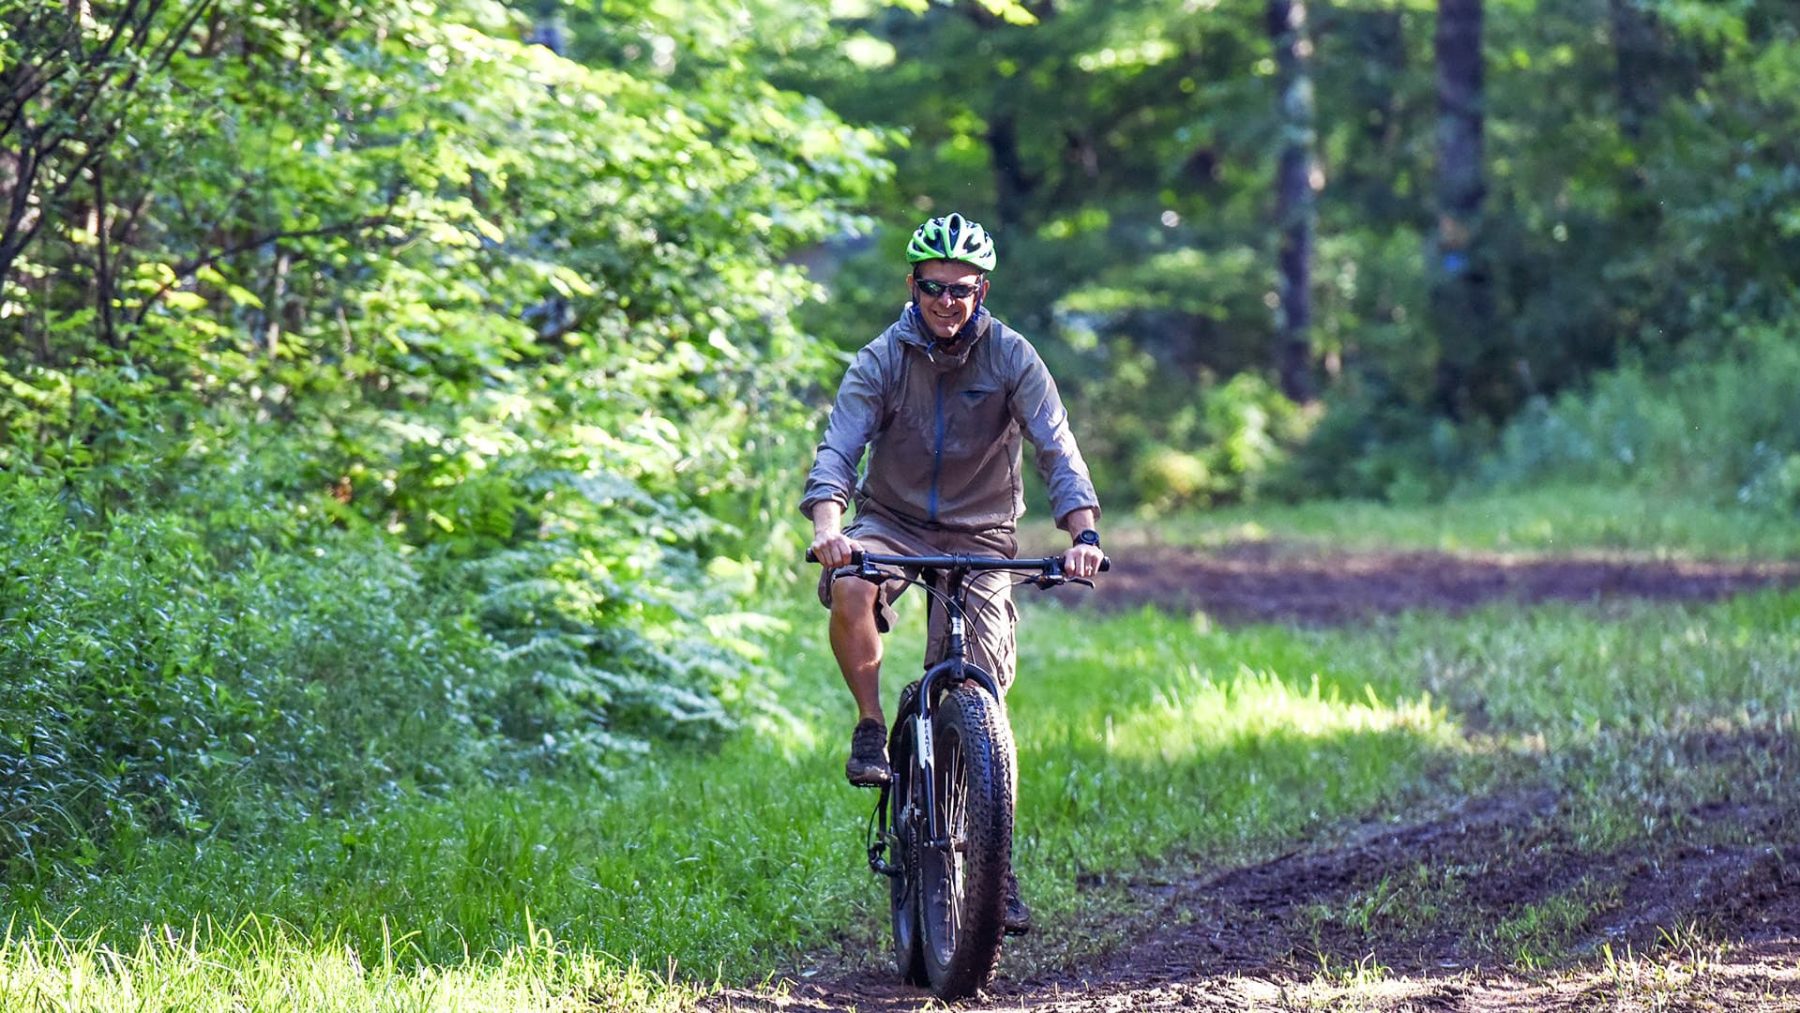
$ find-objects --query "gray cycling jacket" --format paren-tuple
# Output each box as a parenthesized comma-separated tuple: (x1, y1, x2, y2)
(800, 304, 1100, 534)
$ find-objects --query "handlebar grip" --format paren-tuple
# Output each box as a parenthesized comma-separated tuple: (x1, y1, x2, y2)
(1099, 556, 1111, 572)
(805, 548, 865, 566)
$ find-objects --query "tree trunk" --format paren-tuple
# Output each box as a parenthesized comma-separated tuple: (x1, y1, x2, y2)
(93, 162, 117, 347)
(987, 112, 1036, 234)
(1269, 0, 1318, 404)
(0, 146, 42, 290)
(1609, 0, 1661, 144)
(1430, 0, 1491, 420)
(264, 249, 290, 358)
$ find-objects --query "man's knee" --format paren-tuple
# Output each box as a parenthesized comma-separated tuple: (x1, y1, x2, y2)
(830, 573, 901, 635)
(829, 574, 879, 617)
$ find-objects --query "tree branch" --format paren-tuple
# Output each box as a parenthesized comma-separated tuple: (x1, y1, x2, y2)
(98, 0, 154, 62)
(128, 215, 408, 328)
(0, 146, 43, 284)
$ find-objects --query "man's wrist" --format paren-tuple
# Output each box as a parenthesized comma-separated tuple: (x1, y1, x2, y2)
(809, 501, 844, 536)
(1072, 528, 1101, 548)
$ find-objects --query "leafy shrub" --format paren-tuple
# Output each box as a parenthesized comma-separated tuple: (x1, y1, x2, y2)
(1132, 447, 1211, 511)
(0, 0, 877, 883)
(1280, 371, 1488, 503)
(0, 451, 796, 885)
(1074, 347, 1309, 510)
(0, 471, 502, 877)
(1478, 323, 1800, 511)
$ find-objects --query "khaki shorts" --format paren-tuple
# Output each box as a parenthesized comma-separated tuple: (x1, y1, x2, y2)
(817, 510, 1020, 691)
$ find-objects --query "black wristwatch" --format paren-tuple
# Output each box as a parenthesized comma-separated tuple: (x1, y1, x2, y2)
(1073, 528, 1101, 548)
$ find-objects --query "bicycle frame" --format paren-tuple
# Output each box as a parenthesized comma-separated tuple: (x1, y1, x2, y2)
(851, 551, 1097, 879)
(811, 546, 1107, 996)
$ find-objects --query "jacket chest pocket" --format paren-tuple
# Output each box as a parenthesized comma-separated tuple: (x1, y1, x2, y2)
(943, 386, 1006, 453)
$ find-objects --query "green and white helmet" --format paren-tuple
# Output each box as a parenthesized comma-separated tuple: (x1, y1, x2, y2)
(906, 212, 997, 272)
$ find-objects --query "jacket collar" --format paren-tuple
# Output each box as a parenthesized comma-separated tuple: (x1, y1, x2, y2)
(896, 304, 993, 370)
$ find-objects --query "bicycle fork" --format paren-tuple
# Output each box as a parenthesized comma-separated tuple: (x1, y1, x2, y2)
(868, 581, 997, 878)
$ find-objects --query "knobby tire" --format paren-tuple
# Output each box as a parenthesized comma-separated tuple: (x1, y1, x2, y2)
(917, 683, 1013, 1000)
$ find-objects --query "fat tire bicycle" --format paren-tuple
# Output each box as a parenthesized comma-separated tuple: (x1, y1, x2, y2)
(809, 549, 1107, 1000)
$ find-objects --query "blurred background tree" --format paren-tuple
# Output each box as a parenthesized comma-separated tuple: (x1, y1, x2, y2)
(769, 0, 1797, 506)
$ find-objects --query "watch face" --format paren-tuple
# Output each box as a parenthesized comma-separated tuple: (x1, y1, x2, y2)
(1076, 529, 1100, 547)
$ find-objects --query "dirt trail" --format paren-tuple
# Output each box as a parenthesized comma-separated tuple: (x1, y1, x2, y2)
(1088, 541, 1800, 625)
(705, 545, 1800, 1012)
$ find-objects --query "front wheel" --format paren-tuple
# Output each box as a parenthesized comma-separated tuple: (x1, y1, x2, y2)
(917, 683, 1014, 1000)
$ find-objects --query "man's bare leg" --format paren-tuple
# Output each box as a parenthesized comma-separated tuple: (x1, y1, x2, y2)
(829, 576, 884, 722)
(830, 576, 892, 785)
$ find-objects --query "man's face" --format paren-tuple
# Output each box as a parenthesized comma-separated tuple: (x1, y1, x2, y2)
(909, 260, 988, 342)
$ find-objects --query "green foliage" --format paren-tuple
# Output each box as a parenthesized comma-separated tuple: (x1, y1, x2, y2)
(767, 0, 1800, 504)
(1480, 322, 1800, 511)
(8, 0, 1800, 999)
(1286, 379, 1484, 502)
(1078, 357, 1309, 511)
(0, 0, 887, 875)
(0, 470, 502, 877)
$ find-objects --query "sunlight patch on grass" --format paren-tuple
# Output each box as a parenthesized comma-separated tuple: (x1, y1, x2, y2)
(1100, 667, 1451, 766)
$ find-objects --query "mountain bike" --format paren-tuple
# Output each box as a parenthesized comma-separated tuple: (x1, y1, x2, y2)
(810, 549, 1107, 999)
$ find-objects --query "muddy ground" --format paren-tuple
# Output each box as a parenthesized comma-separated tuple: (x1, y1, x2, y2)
(705, 545, 1800, 1012)
(1090, 541, 1800, 626)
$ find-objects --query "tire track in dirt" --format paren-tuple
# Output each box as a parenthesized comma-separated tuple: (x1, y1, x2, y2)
(708, 790, 1800, 1011)
(1084, 541, 1800, 625)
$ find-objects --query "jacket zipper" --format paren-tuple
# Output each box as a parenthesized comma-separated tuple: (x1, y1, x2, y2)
(928, 373, 946, 522)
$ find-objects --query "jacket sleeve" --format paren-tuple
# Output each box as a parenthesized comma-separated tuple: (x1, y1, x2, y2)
(1007, 338, 1101, 526)
(800, 342, 888, 519)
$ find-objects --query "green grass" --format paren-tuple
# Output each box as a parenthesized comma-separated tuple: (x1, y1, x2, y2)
(1483, 879, 1619, 969)
(0, 916, 702, 1012)
(1133, 484, 1800, 559)
(4, 483, 1798, 1007)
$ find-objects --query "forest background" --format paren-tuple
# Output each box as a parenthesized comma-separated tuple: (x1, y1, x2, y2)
(0, 0, 1796, 1004)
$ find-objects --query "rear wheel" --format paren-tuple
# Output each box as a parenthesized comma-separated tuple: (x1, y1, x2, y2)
(888, 717, 927, 985)
(917, 683, 1014, 1000)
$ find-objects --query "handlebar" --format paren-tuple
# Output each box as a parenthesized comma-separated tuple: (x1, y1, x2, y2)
(806, 548, 1110, 573)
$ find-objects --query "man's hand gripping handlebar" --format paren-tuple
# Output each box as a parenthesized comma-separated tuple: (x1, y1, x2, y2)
(805, 548, 1111, 588)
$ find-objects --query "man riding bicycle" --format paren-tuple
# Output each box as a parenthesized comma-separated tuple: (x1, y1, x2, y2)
(802, 212, 1104, 936)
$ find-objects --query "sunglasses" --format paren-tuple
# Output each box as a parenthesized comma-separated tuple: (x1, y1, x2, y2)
(914, 277, 982, 300)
